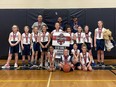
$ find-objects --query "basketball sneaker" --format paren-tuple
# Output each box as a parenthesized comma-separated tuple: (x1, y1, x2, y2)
(14, 63, 18, 68)
(1, 64, 10, 69)
(39, 63, 43, 68)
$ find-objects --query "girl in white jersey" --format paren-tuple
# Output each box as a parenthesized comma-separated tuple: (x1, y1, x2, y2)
(31, 26, 40, 66)
(59, 49, 74, 71)
(71, 43, 81, 70)
(84, 25, 95, 66)
(94, 20, 106, 66)
(47, 46, 56, 71)
(80, 44, 92, 71)
(2, 25, 21, 69)
(66, 26, 74, 54)
(74, 26, 84, 52)
(51, 22, 63, 36)
(39, 25, 51, 67)
(21, 26, 32, 67)
(84, 25, 93, 55)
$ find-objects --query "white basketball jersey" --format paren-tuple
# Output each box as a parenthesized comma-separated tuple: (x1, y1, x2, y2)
(80, 52, 89, 65)
(95, 28, 106, 39)
(71, 49, 80, 55)
(84, 32, 92, 43)
(61, 55, 71, 63)
(40, 32, 49, 42)
(9, 31, 20, 42)
(22, 33, 31, 44)
(31, 32, 39, 42)
(52, 29, 63, 34)
(75, 32, 84, 43)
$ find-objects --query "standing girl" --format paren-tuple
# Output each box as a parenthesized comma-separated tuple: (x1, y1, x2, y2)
(74, 26, 84, 52)
(84, 25, 93, 55)
(21, 26, 32, 67)
(2, 25, 21, 69)
(39, 25, 51, 67)
(31, 26, 40, 67)
(51, 22, 63, 35)
(94, 20, 106, 66)
(66, 27, 74, 54)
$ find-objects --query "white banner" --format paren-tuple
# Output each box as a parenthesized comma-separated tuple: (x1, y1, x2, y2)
(52, 32, 71, 58)
(52, 32, 70, 46)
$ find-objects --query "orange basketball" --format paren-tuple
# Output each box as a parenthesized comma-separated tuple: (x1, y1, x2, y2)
(63, 63, 71, 72)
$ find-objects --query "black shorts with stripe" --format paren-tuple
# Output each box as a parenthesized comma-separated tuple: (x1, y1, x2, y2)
(9, 41, 19, 54)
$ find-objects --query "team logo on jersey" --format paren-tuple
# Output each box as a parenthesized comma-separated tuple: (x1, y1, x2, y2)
(56, 33, 66, 45)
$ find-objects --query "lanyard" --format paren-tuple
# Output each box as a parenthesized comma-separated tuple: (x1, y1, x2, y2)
(85, 33, 89, 42)
(13, 33, 16, 41)
(25, 33, 28, 43)
(78, 33, 81, 42)
(34, 33, 38, 42)
(98, 28, 102, 38)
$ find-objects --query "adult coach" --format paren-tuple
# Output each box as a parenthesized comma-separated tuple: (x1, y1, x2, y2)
(32, 15, 47, 33)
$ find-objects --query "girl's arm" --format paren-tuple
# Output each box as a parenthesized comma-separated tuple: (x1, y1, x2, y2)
(30, 34, 32, 49)
(53, 52, 56, 62)
(14, 32, 21, 45)
(73, 34, 76, 41)
(50, 32, 53, 39)
(21, 34, 24, 49)
(90, 38, 93, 47)
(38, 34, 44, 48)
(8, 33, 13, 46)
(80, 55, 83, 66)
(45, 33, 51, 47)
(87, 53, 92, 67)
(94, 30, 97, 48)
(72, 52, 78, 60)
(47, 52, 50, 60)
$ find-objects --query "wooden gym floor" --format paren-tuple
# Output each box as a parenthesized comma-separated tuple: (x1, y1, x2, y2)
(0, 59, 115, 87)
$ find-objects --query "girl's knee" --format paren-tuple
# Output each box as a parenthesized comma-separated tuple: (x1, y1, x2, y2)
(78, 66, 81, 70)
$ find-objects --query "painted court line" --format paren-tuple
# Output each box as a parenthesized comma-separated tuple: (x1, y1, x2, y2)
(110, 65, 115, 69)
(0, 80, 47, 82)
(51, 80, 116, 82)
(47, 72, 52, 87)
(0, 80, 115, 82)
(110, 70, 116, 76)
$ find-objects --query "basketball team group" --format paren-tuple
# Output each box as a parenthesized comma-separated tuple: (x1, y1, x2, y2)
(1, 15, 115, 72)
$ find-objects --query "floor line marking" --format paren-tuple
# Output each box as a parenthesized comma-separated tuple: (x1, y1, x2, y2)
(51, 80, 116, 82)
(0, 80, 115, 82)
(110, 70, 116, 76)
(110, 65, 115, 69)
(47, 72, 52, 87)
(0, 80, 47, 82)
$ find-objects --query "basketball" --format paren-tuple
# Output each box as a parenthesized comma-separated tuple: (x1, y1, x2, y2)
(63, 63, 71, 72)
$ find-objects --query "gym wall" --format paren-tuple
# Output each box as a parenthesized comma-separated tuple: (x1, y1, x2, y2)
(0, 9, 115, 59)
